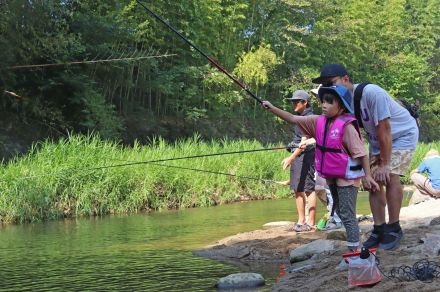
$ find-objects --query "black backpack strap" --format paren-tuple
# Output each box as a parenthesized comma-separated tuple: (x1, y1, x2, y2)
(353, 82, 370, 128)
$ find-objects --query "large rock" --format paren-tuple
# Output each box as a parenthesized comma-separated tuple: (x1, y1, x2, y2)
(326, 229, 347, 241)
(422, 233, 440, 256)
(409, 189, 430, 205)
(263, 221, 293, 228)
(429, 216, 440, 226)
(289, 239, 339, 263)
(216, 273, 265, 289)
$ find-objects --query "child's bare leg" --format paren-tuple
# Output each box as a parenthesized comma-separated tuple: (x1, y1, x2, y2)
(295, 191, 306, 224)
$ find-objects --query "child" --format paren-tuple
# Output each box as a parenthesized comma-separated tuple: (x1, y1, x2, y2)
(315, 172, 343, 230)
(262, 85, 379, 252)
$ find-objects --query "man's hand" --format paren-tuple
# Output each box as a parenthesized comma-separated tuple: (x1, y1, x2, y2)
(281, 156, 294, 170)
(362, 175, 380, 192)
(372, 164, 391, 184)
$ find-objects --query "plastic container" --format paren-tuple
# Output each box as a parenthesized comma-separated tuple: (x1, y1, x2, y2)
(317, 218, 327, 230)
(342, 248, 382, 287)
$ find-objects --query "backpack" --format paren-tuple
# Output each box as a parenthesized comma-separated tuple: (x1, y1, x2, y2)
(353, 82, 421, 128)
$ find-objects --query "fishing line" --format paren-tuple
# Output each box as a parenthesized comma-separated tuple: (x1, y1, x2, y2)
(13, 146, 286, 180)
(135, 0, 263, 104)
(367, 249, 440, 283)
(8, 54, 177, 69)
(144, 162, 281, 184)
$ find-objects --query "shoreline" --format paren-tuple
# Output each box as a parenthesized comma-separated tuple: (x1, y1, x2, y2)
(194, 197, 440, 291)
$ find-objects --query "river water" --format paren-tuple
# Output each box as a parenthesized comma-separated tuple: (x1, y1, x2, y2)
(0, 193, 397, 291)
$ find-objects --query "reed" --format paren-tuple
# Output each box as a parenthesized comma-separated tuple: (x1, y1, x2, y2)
(1, 134, 438, 224)
(0, 134, 289, 223)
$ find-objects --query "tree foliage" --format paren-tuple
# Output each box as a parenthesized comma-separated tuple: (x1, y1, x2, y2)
(0, 0, 439, 146)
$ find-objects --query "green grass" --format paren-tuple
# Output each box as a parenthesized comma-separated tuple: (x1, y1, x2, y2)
(1, 134, 438, 224)
(0, 134, 291, 223)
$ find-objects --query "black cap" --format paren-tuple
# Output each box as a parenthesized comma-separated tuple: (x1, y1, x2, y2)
(312, 64, 349, 84)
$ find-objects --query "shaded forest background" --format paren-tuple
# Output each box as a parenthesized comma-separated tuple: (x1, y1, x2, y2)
(1, 0, 439, 159)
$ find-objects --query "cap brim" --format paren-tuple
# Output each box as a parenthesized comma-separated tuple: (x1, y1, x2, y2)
(312, 76, 327, 84)
(285, 97, 304, 101)
(312, 75, 340, 84)
(318, 87, 337, 99)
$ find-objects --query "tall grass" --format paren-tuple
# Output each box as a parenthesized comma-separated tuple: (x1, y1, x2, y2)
(1, 134, 438, 224)
(0, 134, 290, 223)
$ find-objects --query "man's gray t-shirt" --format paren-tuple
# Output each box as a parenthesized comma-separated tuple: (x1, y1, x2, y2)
(353, 84, 419, 155)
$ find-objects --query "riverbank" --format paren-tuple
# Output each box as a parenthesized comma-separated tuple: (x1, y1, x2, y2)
(194, 197, 440, 291)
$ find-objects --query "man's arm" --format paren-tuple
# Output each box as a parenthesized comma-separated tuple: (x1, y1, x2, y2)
(282, 147, 303, 170)
(374, 118, 392, 183)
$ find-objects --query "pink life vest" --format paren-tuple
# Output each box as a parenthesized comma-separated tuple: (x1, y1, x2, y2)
(315, 114, 365, 179)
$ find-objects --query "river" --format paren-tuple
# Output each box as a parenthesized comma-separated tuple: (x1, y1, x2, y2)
(0, 193, 407, 291)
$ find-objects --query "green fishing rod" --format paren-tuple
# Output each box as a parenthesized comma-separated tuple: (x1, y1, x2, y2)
(135, 0, 264, 105)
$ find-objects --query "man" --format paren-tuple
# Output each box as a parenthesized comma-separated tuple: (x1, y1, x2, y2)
(410, 149, 440, 199)
(283, 90, 317, 232)
(312, 64, 419, 250)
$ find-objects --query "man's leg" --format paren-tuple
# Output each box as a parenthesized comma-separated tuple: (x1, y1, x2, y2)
(363, 185, 386, 248)
(386, 174, 403, 224)
(369, 184, 387, 225)
(306, 191, 316, 226)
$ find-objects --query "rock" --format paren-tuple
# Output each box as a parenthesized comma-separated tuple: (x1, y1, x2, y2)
(326, 229, 347, 241)
(409, 189, 430, 205)
(263, 221, 293, 228)
(357, 214, 373, 222)
(403, 185, 416, 193)
(236, 247, 251, 259)
(359, 224, 373, 234)
(289, 239, 339, 263)
(429, 216, 440, 226)
(287, 264, 313, 273)
(216, 273, 265, 290)
(422, 233, 440, 256)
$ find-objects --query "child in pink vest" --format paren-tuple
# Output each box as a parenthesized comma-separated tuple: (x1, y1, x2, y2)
(262, 85, 378, 253)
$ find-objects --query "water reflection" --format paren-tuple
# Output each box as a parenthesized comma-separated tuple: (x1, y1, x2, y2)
(0, 195, 377, 291)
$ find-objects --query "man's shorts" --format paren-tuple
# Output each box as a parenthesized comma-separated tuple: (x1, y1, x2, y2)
(370, 150, 414, 176)
(290, 149, 315, 193)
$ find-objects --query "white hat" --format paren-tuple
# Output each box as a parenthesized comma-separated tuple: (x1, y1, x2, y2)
(310, 85, 321, 97)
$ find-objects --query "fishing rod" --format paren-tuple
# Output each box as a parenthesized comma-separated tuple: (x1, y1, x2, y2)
(137, 162, 282, 184)
(16, 146, 287, 180)
(135, 0, 263, 104)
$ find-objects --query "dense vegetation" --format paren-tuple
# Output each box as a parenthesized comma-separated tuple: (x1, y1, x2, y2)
(1, 0, 439, 150)
(0, 134, 439, 223)
(0, 135, 291, 223)
(0, 136, 440, 222)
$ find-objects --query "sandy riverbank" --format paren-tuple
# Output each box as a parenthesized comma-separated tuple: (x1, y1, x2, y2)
(194, 198, 440, 291)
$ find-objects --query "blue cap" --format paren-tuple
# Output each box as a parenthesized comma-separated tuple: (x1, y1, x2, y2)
(318, 85, 353, 114)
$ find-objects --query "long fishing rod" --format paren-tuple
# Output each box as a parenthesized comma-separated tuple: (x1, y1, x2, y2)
(17, 146, 287, 180)
(135, 0, 263, 104)
(141, 162, 282, 184)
